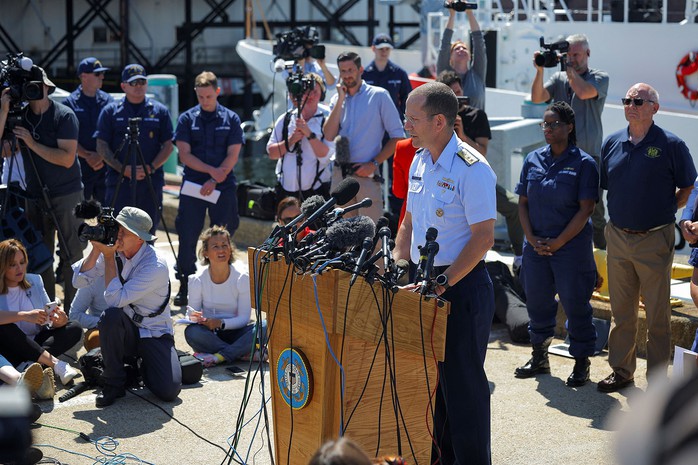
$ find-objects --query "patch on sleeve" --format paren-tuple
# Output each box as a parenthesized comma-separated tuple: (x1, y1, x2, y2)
(456, 148, 479, 166)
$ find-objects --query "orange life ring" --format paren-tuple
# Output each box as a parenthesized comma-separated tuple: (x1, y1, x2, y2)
(676, 51, 698, 102)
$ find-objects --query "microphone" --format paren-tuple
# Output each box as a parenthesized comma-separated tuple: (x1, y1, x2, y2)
(395, 259, 410, 284)
(378, 226, 393, 276)
(274, 58, 286, 73)
(295, 216, 375, 269)
(372, 216, 390, 248)
(415, 227, 438, 284)
(334, 136, 351, 166)
(297, 177, 360, 232)
(350, 237, 374, 286)
(327, 197, 372, 224)
(288, 195, 325, 232)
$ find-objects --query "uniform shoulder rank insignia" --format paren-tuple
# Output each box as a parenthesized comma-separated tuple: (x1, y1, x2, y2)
(456, 148, 479, 166)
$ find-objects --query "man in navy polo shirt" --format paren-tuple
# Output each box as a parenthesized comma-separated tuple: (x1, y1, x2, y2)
(95, 64, 173, 231)
(598, 82, 696, 393)
(362, 33, 412, 119)
(64, 57, 114, 204)
(171, 71, 243, 306)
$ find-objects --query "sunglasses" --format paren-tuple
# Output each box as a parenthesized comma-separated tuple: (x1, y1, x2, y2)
(621, 98, 655, 106)
(539, 121, 566, 130)
(128, 79, 147, 87)
(279, 217, 296, 224)
(93, 72, 104, 77)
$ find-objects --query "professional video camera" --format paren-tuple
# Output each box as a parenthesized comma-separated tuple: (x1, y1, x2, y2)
(273, 26, 321, 61)
(535, 37, 570, 71)
(286, 71, 316, 101)
(74, 199, 120, 246)
(0, 53, 43, 105)
(444, 1, 478, 11)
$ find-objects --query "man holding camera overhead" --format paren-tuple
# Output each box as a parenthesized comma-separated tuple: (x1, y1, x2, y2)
(95, 64, 173, 232)
(0, 64, 84, 311)
(530, 34, 609, 249)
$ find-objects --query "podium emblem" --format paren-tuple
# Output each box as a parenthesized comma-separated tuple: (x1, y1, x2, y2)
(276, 348, 313, 409)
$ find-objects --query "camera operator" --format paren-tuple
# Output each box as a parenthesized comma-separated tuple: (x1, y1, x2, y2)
(436, 1, 486, 111)
(0, 66, 84, 312)
(95, 64, 174, 231)
(267, 72, 333, 203)
(530, 34, 609, 249)
(281, 45, 336, 92)
(172, 71, 243, 307)
(72, 207, 181, 407)
(63, 57, 114, 204)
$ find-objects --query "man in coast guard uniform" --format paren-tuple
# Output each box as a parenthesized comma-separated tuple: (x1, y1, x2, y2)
(95, 64, 173, 231)
(394, 82, 496, 465)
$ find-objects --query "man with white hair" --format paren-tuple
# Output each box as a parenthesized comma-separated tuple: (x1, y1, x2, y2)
(73, 207, 181, 407)
(531, 33, 609, 249)
(598, 83, 696, 392)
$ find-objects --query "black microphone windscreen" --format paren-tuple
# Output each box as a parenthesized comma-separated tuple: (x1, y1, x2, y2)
(74, 199, 103, 219)
(331, 177, 360, 206)
(426, 227, 438, 242)
(375, 216, 389, 231)
(300, 195, 325, 217)
(326, 216, 376, 250)
(334, 136, 351, 165)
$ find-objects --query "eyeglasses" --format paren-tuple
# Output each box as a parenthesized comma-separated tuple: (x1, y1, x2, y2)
(128, 79, 147, 87)
(279, 217, 296, 225)
(403, 114, 437, 126)
(621, 98, 655, 106)
(93, 72, 104, 77)
(539, 121, 566, 130)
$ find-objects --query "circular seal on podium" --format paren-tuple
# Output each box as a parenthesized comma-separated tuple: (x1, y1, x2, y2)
(276, 348, 313, 409)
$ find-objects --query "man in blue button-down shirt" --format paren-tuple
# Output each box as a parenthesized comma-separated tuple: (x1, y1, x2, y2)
(324, 52, 404, 222)
(171, 71, 243, 306)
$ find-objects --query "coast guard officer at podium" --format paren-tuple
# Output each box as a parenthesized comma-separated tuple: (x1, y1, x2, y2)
(394, 82, 496, 465)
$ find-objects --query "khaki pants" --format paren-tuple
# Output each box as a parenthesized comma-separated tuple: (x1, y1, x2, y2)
(605, 222, 674, 379)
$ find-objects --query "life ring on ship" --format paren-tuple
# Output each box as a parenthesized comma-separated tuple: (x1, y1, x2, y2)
(676, 52, 698, 103)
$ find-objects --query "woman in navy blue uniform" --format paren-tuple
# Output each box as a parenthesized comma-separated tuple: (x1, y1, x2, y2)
(514, 101, 599, 387)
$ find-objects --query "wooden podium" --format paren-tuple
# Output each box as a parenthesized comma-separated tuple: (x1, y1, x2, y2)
(249, 249, 450, 465)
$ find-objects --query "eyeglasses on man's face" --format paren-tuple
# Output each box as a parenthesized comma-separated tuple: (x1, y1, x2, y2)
(621, 97, 655, 107)
(129, 79, 147, 87)
(93, 72, 104, 77)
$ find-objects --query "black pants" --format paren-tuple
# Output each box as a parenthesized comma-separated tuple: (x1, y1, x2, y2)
(0, 321, 83, 366)
(275, 182, 330, 205)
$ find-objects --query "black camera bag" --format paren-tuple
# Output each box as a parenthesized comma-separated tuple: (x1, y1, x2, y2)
(237, 181, 276, 220)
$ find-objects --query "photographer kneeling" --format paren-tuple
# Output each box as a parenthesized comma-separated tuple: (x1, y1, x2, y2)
(72, 207, 181, 407)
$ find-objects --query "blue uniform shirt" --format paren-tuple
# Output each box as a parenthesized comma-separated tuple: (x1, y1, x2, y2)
(516, 145, 599, 239)
(362, 60, 413, 117)
(601, 123, 697, 231)
(173, 103, 243, 189)
(95, 97, 173, 187)
(406, 134, 497, 266)
(329, 81, 404, 163)
(63, 86, 114, 182)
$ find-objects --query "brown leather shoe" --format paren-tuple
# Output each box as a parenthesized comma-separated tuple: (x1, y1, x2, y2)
(597, 371, 634, 392)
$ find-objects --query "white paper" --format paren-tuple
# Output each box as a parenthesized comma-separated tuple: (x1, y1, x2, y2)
(180, 180, 221, 204)
(174, 318, 197, 325)
(672, 345, 698, 379)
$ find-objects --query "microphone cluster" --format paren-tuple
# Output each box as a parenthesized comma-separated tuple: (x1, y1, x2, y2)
(259, 177, 424, 291)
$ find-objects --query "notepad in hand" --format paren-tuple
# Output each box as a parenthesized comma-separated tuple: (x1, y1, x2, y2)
(180, 180, 221, 204)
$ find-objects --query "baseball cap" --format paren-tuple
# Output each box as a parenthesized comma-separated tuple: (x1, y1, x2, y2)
(77, 57, 110, 76)
(121, 64, 147, 83)
(372, 33, 394, 49)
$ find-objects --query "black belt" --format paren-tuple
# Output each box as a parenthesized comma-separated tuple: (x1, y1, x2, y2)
(614, 222, 671, 235)
(433, 260, 485, 275)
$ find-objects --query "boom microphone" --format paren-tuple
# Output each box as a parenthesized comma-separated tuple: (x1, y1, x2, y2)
(297, 177, 360, 231)
(334, 136, 351, 165)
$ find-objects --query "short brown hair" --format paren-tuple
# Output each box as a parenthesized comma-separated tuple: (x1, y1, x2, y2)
(308, 438, 372, 465)
(0, 239, 31, 294)
(198, 225, 236, 265)
(276, 196, 300, 223)
(194, 71, 218, 89)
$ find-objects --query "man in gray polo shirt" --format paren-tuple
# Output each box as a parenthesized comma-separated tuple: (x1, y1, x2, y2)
(324, 51, 404, 222)
(531, 34, 609, 249)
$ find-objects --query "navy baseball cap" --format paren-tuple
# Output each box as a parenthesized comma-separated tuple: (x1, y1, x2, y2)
(121, 64, 147, 83)
(372, 33, 394, 49)
(77, 57, 110, 76)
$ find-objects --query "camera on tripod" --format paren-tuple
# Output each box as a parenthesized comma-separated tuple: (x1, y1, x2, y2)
(0, 53, 43, 106)
(535, 37, 570, 71)
(74, 200, 120, 246)
(127, 117, 141, 138)
(273, 26, 323, 61)
(286, 72, 316, 102)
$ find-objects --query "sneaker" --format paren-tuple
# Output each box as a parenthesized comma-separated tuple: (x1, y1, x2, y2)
(193, 352, 223, 368)
(35, 368, 56, 400)
(241, 349, 268, 363)
(54, 360, 80, 385)
(18, 363, 44, 395)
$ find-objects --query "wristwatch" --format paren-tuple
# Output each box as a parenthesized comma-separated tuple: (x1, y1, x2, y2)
(372, 160, 380, 168)
(436, 273, 451, 290)
(307, 132, 317, 140)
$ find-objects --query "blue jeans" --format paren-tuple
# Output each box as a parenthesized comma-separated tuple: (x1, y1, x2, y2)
(184, 320, 267, 362)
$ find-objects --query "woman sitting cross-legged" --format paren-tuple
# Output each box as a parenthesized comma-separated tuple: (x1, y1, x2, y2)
(185, 226, 267, 367)
(0, 239, 82, 390)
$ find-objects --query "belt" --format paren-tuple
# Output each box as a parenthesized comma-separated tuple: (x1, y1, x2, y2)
(616, 222, 672, 235)
(434, 260, 485, 275)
